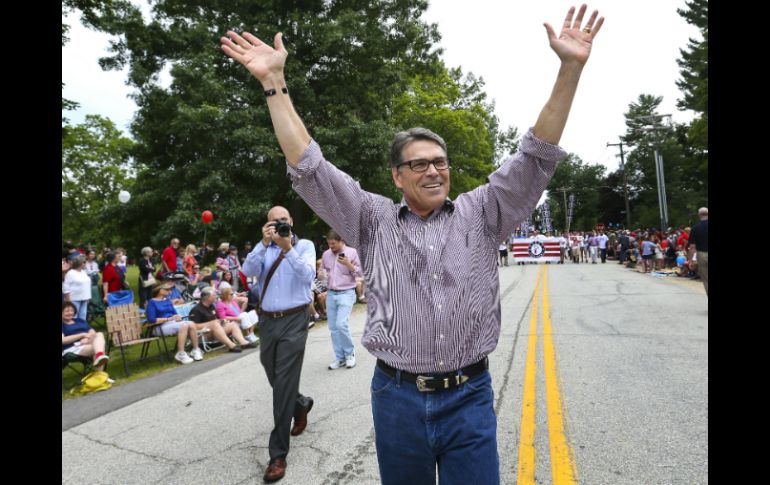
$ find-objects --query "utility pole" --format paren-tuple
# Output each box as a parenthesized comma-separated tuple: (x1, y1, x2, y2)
(631, 114, 672, 230)
(606, 138, 632, 228)
(553, 187, 571, 234)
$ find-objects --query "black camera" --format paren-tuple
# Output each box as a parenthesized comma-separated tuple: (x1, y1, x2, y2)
(273, 220, 292, 237)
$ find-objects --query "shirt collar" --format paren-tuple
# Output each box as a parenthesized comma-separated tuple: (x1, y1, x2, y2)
(397, 198, 454, 220)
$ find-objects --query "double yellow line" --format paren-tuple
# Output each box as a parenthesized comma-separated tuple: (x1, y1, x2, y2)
(516, 265, 579, 485)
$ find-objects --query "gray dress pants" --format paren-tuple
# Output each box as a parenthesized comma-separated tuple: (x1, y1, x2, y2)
(258, 309, 312, 460)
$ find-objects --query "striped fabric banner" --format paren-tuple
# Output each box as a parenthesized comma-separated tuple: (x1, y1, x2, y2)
(512, 237, 562, 263)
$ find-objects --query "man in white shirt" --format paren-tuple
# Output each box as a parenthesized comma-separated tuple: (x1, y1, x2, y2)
(558, 233, 568, 264)
(597, 231, 609, 263)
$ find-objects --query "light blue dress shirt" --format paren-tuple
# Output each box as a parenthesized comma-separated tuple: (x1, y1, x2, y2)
(242, 239, 316, 312)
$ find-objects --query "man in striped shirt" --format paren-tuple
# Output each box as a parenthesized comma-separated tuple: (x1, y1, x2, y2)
(222, 4, 604, 484)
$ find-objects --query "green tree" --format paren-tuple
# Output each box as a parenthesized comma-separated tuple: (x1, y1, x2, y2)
(621, 95, 703, 229)
(62, 115, 136, 246)
(676, 0, 707, 151)
(545, 153, 606, 232)
(675, 0, 707, 215)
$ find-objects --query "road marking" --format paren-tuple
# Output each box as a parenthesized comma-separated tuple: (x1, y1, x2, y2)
(542, 266, 579, 484)
(516, 265, 544, 485)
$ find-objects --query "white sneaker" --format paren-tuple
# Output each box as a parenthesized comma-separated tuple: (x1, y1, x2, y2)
(328, 359, 345, 370)
(245, 333, 259, 344)
(345, 355, 356, 368)
(308, 320, 315, 329)
(175, 352, 193, 365)
(190, 348, 204, 361)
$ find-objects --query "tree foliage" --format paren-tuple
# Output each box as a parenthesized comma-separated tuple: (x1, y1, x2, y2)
(66, 0, 519, 254)
(62, 115, 136, 246)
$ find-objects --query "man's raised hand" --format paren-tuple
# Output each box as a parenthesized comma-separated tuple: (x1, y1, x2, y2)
(221, 31, 288, 83)
(544, 4, 604, 66)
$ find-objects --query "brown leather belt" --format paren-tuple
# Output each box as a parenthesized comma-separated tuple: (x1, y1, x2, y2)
(376, 357, 489, 392)
(258, 304, 309, 319)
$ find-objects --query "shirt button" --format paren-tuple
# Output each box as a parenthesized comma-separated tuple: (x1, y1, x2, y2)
(429, 245, 434, 250)
(437, 304, 442, 310)
(438, 361, 444, 366)
(433, 274, 438, 280)
(440, 334, 444, 339)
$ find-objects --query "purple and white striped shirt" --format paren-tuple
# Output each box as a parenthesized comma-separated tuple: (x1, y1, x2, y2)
(289, 128, 565, 374)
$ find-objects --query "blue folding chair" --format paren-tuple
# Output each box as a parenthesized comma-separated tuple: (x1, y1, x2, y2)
(107, 290, 134, 307)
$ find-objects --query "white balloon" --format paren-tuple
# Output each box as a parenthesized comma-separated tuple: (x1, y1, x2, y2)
(118, 190, 131, 203)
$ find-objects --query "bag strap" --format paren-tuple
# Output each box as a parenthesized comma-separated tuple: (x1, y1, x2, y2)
(258, 252, 285, 313)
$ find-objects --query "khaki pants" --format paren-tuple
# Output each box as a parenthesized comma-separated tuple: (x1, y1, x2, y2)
(697, 251, 708, 295)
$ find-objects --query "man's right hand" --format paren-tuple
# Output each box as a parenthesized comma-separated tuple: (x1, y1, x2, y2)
(221, 31, 287, 85)
(262, 222, 276, 247)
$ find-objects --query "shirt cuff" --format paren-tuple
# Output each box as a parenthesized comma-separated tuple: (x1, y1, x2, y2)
(521, 127, 568, 163)
(286, 139, 323, 180)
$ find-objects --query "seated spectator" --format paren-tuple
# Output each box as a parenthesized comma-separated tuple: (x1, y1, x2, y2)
(63, 255, 93, 321)
(188, 263, 202, 286)
(216, 285, 258, 343)
(146, 282, 202, 364)
(217, 272, 249, 307)
(160, 273, 187, 305)
(190, 287, 257, 352)
(215, 243, 230, 279)
(193, 272, 214, 299)
(62, 301, 110, 371)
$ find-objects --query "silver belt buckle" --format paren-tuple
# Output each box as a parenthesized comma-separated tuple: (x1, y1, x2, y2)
(415, 376, 435, 392)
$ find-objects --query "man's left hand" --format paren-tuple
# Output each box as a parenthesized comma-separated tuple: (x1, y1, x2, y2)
(544, 4, 604, 66)
(273, 231, 293, 253)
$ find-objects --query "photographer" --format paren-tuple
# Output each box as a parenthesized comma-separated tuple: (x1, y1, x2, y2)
(242, 206, 316, 477)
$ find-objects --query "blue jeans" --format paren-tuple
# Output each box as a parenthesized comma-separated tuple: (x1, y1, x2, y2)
(371, 366, 500, 485)
(73, 300, 89, 321)
(326, 289, 357, 361)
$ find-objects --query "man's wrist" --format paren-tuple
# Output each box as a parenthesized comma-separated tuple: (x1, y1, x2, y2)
(260, 72, 286, 91)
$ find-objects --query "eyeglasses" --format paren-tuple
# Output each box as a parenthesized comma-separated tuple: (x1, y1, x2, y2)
(396, 157, 449, 172)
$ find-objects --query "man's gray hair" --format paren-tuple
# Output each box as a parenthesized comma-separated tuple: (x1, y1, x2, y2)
(141, 246, 153, 257)
(698, 207, 708, 216)
(390, 127, 447, 167)
(200, 287, 216, 301)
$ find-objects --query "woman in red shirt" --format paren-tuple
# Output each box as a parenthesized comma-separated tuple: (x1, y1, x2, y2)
(101, 252, 122, 304)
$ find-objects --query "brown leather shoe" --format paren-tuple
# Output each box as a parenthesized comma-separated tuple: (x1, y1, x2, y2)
(263, 458, 287, 483)
(290, 398, 314, 436)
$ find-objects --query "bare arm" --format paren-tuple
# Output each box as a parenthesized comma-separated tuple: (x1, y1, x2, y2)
(221, 32, 311, 166)
(533, 4, 604, 144)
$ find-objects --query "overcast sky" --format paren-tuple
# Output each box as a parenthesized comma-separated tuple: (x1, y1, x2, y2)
(62, 0, 701, 176)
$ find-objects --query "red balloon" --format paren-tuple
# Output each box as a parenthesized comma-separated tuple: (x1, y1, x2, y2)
(202, 210, 214, 224)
